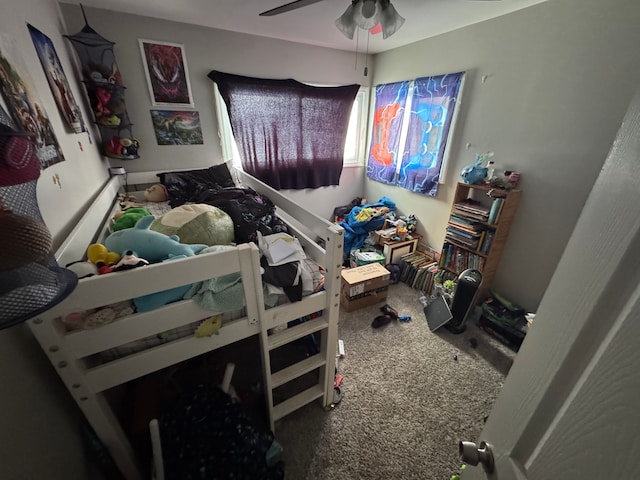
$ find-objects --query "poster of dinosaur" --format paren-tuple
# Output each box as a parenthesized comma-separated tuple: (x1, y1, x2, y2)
(150, 110, 203, 145)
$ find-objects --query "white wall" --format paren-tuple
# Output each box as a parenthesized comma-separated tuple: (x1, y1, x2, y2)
(0, 1, 108, 477)
(369, 0, 640, 311)
(60, 4, 371, 219)
(0, 2, 109, 245)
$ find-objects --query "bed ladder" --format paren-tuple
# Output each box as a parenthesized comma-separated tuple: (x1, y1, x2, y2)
(250, 225, 344, 432)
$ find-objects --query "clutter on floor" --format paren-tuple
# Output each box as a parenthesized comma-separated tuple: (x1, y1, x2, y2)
(477, 290, 529, 351)
(340, 262, 391, 312)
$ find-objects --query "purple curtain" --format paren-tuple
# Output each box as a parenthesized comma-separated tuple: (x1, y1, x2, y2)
(209, 71, 359, 190)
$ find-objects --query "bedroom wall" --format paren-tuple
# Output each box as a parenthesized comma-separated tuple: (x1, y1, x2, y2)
(369, 0, 640, 311)
(0, 1, 107, 478)
(60, 4, 371, 220)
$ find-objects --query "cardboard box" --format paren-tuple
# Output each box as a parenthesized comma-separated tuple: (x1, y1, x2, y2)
(341, 263, 391, 312)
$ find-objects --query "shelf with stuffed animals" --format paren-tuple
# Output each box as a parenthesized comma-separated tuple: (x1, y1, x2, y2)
(95, 109, 140, 160)
(65, 10, 140, 160)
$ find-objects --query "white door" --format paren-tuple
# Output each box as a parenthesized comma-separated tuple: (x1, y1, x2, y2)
(462, 86, 640, 480)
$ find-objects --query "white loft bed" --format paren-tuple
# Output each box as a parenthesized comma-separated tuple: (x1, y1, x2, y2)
(27, 168, 344, 480)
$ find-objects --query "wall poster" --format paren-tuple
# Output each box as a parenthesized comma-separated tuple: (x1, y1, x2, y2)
(0, 33, 65, 169)
(27, 24, 85, 134)
(139, 39, 194, 107)
(150, 110, 203, 145)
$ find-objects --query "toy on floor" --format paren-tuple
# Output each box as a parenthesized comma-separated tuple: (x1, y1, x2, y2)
(371, 304, 401, 328)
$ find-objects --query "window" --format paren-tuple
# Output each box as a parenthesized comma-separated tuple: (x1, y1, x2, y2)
(366, 72, 466, 196)
(214, 81, 369, 175)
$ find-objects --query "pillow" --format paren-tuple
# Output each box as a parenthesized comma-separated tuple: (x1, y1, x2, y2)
(150, 204, 234, 246)
(157, 162, 236, 206)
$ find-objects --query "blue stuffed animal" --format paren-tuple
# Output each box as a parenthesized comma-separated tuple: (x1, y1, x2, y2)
(105, 216, 207, 263)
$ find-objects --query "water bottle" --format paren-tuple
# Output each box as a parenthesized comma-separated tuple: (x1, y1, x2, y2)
(487, 160, 495, 180)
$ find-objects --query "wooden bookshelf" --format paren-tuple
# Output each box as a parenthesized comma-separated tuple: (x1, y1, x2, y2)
(440, 182, 521, 301)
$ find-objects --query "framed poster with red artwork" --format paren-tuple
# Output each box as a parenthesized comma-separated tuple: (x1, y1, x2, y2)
(139, 39, 194, 108)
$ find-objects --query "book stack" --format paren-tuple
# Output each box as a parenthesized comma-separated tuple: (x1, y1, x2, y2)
(398, 250, 439, 294)
(452, 199, 490, 222)
(439, 243, 486, 274)
(446, 213, 486, 250)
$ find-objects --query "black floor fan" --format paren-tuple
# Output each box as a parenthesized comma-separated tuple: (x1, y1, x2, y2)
(444, 269, 483, 334)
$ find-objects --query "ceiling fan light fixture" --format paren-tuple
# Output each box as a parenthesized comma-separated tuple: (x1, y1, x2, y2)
(361, 0, 377, 18)
(335, 0, 404, 40)
(335, 4, 357, 39)
(379, 2, 405, 39)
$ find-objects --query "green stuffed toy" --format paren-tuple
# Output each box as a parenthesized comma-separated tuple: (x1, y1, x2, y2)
(112, 207, 151, 231)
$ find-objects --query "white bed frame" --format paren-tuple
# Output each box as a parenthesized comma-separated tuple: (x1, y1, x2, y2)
(27, 169, 344, 480)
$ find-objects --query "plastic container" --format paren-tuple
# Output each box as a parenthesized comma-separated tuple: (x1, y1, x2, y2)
(487, 160, 495, 180)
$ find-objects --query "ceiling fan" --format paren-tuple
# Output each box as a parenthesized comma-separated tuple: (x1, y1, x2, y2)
(259, 0, 502, 18)
(260, 0, 406, 39)
(259, 0, 501, 39)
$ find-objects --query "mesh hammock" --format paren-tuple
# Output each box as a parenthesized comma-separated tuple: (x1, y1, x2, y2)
(0, 105, 77, 330)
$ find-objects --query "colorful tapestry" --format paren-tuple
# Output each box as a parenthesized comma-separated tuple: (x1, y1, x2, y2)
(366, 81, 410, 185)
(397, 72, 464, 196)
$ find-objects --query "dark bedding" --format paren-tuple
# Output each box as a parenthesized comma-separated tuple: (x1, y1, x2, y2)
(159, 164, 290, 244)
(195, 187, 290, 244)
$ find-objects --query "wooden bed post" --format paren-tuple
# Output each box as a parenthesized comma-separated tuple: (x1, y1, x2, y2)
(28, 315, 144, 480)
(320, 224, 344, 407)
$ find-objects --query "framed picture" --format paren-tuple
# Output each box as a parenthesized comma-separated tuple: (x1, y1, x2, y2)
(139, 39, 194, 107)
(150, 110, 203, 145)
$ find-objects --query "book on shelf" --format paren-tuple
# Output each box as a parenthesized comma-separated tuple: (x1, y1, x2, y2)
(453, 200, 490, 220)
(488, 197, 504, 224)
(479, 231, 494, 255)
(440, 242, 485, 275)
(448, 214, 484, 232)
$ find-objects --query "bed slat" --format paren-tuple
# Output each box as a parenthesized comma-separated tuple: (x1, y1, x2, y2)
(43, 247, 249, 318)
(273, 385, 324, 422)
(65, 300, 223, 359)
(85, 317, 259, 393)
(262, 291, 327, 331)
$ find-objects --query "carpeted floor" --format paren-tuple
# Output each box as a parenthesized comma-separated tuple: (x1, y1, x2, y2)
(275, 282, 515, 480)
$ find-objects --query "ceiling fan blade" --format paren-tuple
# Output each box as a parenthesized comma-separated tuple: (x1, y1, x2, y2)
(259, 0, 326, 17)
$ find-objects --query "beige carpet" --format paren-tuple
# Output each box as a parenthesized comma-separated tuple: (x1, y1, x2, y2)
(275, 282, 514, 480)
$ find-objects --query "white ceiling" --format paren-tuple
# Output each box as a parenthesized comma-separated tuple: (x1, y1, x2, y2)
(74, 0, 548, 54)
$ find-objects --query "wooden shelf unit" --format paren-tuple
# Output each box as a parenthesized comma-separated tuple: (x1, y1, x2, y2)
(440, 182, 521, 301)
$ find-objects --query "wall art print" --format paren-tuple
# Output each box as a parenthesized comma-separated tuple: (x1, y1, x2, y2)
(0, 33, 65, 169)
(150, 110, 203, 145)
(397, 72, 464, 197)
(367, 72, 464, 197)
(366, 80, 410, 185)
(139, 39, 194, 107)
(28, 24, 85, 134)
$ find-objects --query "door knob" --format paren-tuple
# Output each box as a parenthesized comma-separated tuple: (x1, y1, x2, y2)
(459, 440, 495, 474)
